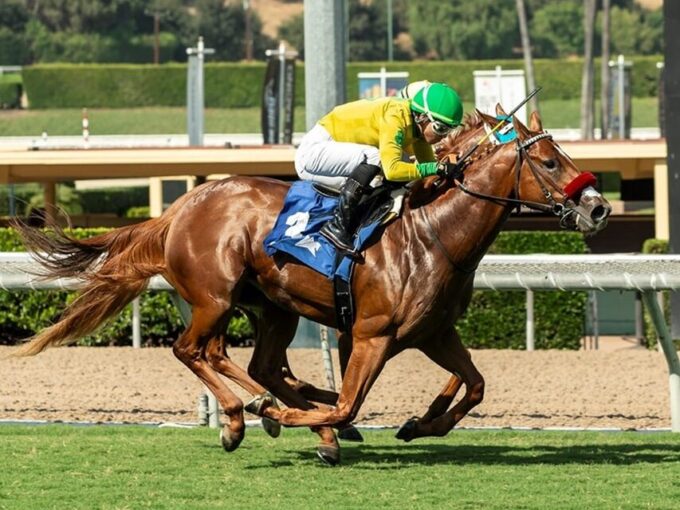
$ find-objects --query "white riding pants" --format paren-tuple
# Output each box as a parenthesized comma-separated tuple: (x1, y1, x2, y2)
(295, 124, 381, 189)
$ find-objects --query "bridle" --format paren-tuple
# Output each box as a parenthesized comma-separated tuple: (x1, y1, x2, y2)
(419, 127, 597, 272)
(450, 131, 594, 228)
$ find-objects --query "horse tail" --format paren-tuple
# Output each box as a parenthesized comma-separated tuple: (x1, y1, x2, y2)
(10, 197, 189, 358)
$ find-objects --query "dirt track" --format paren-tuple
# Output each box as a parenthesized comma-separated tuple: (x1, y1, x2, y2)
(0, 344, 672, 429)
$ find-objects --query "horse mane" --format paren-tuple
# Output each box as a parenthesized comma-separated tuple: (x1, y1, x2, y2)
(407, 111, 488, 208)
(436, 110, 486, 159)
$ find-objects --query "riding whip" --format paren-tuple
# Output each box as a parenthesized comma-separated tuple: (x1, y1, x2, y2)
(454, 86, 543, 167)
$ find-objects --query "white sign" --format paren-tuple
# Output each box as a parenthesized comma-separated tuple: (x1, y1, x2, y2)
(473, 66, 527, 123)
(358, 66, 409, 99)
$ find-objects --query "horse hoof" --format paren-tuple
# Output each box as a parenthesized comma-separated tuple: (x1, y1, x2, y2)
(395, 418, 418, 442)
(338, 425, 363, 442)
(262, 417, 281, 438)
(220, 428, 243, 453)
(316, 444, 340, 466)
(245, 393, 272, 416)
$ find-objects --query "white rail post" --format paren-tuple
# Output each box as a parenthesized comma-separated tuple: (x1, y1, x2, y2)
(131, 297, 141, 348)
(319, 325, 336, 390)
(526, 290, 535, 351)
(642, 291, 680, 432)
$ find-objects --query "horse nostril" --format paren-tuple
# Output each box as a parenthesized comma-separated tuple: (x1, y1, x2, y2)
(590, 205, 610, 223)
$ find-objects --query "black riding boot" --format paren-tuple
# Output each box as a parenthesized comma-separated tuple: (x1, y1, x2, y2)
(320, 163, 381, 255)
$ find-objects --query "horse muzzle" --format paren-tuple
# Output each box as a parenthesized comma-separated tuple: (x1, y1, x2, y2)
(561, 186, 611, 234)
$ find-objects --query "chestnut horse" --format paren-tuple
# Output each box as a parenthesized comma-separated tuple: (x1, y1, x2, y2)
(12, 109, 610, 465)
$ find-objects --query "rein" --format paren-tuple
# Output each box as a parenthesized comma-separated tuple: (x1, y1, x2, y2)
(453, 132, 571, 219)
(419, 128, 596, 270)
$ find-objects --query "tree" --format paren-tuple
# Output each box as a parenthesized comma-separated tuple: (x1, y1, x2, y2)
(196, 0, 273, 61)
(407, 0, 518, 60)
(601, 0, 611, 138)
(530, 2, 583, 58)
(580, 0, 597, 140)
(515, 0, 539, 115)
(278, 0, 406, 62)
(0, 0, 29, 32)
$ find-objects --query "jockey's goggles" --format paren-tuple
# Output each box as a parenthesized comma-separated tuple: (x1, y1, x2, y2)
(428, 115, 455, 136)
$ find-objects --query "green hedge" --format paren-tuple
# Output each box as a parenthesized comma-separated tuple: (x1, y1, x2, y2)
(0, 227, 586, 349)
(79, 186, 148, 216)
(457, 231, 587, 350)
(641, 238, 676, 349)
(22, 56, 663, 109)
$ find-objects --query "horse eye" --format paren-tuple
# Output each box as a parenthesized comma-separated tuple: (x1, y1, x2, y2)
(544, 159, 557, 170)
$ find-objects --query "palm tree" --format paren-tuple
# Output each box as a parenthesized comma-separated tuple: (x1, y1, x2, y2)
(515, 0, 539, 115)
(580, 0, 597, 140)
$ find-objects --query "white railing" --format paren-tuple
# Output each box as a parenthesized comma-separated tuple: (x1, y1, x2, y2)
(2, 252, 679, 431)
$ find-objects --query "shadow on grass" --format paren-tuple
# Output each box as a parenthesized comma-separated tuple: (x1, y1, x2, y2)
(241, 441, 680, 469)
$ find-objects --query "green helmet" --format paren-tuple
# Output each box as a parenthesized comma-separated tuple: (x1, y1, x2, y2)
(411, 82, 463, 128)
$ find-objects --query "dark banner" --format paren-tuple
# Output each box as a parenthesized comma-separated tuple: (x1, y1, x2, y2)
(282, 58, 296, 144)
(261, 54, 296, 144)
(261, 57, 279, 144)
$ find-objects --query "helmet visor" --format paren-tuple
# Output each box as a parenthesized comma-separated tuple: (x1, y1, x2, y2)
(428, 114, 454, 136)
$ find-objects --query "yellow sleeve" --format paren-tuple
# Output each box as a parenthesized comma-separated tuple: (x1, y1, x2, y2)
(378, 110, 421, 182)
(413, 139, 436, 164)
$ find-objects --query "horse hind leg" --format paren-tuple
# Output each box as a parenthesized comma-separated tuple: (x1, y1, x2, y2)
(244, 301, 341, 465)
(204, 334, 282, 438)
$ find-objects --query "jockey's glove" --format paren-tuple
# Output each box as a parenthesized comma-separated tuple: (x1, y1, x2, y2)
(436, 161, 461, 180)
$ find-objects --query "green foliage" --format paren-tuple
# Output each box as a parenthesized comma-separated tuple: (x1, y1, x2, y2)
(78, 186, 148, 216)
(641, 238, 670, 349)
(125, 206, 150, 218)
(408, 0, 518, 60)
(457, 231, 588, 350)
(196, 0, 273, 61)
(0, 183, 44, 216)
(21, 55, 663, 110)
(0, 80, 21, 108)
(0, 26, 28, 66)
(405, 0, 661, 60)
(530, 2, 584, 58)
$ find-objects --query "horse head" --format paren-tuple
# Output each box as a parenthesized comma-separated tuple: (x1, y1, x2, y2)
(436, 106, 611, 235)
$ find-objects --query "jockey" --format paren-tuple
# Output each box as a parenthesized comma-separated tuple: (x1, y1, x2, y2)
(295, 81, 464, 255)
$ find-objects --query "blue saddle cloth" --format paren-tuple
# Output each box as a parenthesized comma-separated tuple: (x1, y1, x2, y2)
(263, 181, 385, 281)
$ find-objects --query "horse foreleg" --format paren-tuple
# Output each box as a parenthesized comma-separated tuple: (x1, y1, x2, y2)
(259, 335, 391, 430)
(396, 327, 484, 442)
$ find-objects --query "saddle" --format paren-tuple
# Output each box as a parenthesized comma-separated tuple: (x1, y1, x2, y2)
(263, 181, 407, 333)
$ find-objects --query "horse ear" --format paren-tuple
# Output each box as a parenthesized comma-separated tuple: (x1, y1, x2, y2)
(512, 115, 530, 138)
(495, 103, 508, 117)
(529, 111, 543, 132)
(476, 109, 497, 127)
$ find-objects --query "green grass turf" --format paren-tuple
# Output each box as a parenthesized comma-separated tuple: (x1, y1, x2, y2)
(0, 98, 659, 137)
(0, 425, 678, 509)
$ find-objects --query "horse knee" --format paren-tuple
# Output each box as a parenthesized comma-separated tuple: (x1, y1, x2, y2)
(468, 378, 485, 407)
